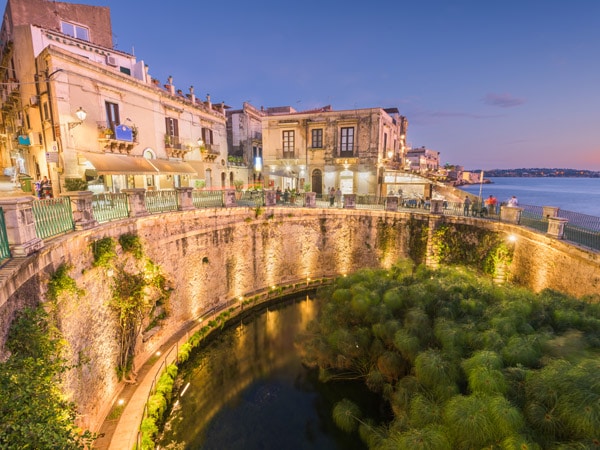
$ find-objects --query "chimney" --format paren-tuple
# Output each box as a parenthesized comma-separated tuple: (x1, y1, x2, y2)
(189, 85, 195, 103)
(167, 75, 175, 95)
(144, 65, 150, 84)
(206, 93, 212, 109)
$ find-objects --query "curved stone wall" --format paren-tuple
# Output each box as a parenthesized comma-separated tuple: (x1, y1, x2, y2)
(0, 207, 598, 432)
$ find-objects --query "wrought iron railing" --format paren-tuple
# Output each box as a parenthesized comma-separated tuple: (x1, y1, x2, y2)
(519, 204, 548, 233)
(3, 190, 600, 262)
(191, 190, 224, 208)
(145, 190, 178, 213)
(91, 193, 129, 223)
(31, 197, 74, 240)
(0, 207, 10, 263)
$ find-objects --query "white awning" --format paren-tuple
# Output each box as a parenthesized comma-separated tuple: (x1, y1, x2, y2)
(79, 152, 157, 175)
(147, 159, 197, 174)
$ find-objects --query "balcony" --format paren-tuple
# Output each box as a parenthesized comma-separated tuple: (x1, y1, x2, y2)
(98, 127, 137, 154)
(275, 148, 298, 160)
(164, 135, 191, 158)
(201, 143, 220, 161)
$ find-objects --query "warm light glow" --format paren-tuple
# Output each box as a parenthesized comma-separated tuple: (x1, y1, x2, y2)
(118, 399, 125, 406)
(238, 296, 244, 302)
(156, 351, 161, 356)
(75, 106, 87, 121)
(180, 382, 190, 397)
(508, 234, 517, 242)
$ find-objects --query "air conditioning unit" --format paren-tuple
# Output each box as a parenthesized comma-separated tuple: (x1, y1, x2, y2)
(29, 95, 39, 107)
(106, 55, 118, 67)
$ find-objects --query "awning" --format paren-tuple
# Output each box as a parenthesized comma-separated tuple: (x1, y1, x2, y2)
(79, 152, 157, 175)
(186, 160, 204, 177)
(148, 159, 197, 175)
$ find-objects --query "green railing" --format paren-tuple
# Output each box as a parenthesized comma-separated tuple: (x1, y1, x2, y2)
(91, 193, 129, 223)
(191, 190, 224, 208)
(145, 190, 178, 213)
(0, 207, 10, 263)
(236, 190, 264, 207)
(31, 197, 74, 240)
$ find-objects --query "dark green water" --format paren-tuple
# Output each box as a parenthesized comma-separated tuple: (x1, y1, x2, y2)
(159, 296, 389, 449)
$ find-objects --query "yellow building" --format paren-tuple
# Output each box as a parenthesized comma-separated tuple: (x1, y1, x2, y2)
(260, 105, 408, 197)
(0, 0, 228, 195)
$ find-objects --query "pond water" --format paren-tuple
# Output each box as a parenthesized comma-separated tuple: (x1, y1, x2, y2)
(159, 295, 389, 449)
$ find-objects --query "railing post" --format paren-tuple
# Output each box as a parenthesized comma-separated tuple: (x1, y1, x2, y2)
(543, 206, 560, 219)
(500, 206, 523, 224)
(343, 194, 356, 209)
(264, 190, 276, 206)
(122, 188, 149, 217)
(304, 192, 316, 208)
(62, 191, 98, 230)
(430, 199, 444, 214)
(385, 196, 398, 211)
(547, 217, 568, 239)
(175, 187, 194, 211)
(224, 189, 236, 207)
(0, 197, 44, 256)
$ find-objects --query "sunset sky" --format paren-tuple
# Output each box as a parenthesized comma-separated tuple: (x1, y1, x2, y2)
(12, 0, 600, 170)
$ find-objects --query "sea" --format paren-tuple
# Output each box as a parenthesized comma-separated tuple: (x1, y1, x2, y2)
(460, 177, 600, 217)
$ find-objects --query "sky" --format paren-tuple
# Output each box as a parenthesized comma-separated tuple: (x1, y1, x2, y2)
(9, 0, 600, 171)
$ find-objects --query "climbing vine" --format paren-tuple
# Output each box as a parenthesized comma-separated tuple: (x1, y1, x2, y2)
(47, 263, 84, 301)
(407, 217, 428, 264)
(92, 237, 116, 268)
(107, 234, 171, 381)
(431, 223, 513, 276)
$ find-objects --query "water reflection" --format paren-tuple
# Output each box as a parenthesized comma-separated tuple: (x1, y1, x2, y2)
(159, 295, 376, 450)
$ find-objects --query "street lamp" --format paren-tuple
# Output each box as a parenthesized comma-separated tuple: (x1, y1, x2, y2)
(68, 107, 87, 129)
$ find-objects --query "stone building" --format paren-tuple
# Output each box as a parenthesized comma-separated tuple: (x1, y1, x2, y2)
(405, 146, 441, 173)
(260, 104, 408, 197)
(0, 0, 228, 195)
(225, 102, 265, 188)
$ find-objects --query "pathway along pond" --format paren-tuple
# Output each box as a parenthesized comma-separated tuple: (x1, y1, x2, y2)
(158, 294, 390, 449)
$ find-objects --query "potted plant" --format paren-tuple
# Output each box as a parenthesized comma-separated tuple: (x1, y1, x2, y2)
(100, 127, 113, 139)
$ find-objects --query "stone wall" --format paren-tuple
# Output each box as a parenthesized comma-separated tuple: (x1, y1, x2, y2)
(0, 207, 598, 432)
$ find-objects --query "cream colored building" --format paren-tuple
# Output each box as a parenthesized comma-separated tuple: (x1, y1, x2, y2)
(226, 102, 264, 187)
(260, 105, 408, 197)
(405, 146, 441, 173)
(0, 0, 228, 195)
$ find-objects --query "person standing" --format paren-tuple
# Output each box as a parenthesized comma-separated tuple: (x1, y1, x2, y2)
(463, 196, 471, 216)
(507, 195, 519, 207)
(335, 187, 342, 208)
(329, 187, 335, 207)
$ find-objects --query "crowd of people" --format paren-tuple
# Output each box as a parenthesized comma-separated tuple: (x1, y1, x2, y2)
(463, 194, 518, 217)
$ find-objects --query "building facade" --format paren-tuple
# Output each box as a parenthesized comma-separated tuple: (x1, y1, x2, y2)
(405, 146, 441, 173)
(0, 0, 228, 196)
(260, 105, 408, 197)
(226, 102, 264, 188)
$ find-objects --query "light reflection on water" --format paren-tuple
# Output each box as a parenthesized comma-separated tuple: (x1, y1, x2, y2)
(159, 296, 375, 450)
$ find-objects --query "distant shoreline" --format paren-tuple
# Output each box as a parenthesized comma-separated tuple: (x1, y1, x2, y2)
(468, 169, 600, 178)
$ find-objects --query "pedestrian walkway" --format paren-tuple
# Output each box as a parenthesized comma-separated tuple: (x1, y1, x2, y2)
(0, 174, 33, 197)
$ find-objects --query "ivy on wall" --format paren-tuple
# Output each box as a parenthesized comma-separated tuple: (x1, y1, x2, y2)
(90, 234, 171, 381)
(431, 223, 513, 277)
(407, 217, 429, 265)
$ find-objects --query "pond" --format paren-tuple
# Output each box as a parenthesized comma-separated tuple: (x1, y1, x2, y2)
(158, 295, 390, 449)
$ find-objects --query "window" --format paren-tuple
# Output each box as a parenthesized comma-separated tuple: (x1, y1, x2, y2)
(201, 127, 214, 145)
(165, 117, 180, 147)
(282, 130, 295, 158)
(311, 129, 323, 148)
(340, 127, 354, 156)
(61, 21, 90, 41)
(105, 102, 120, 133)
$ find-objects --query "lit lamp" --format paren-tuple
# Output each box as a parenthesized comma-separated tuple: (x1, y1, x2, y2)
(197, 138, 204, 147)
(68, 107, 87, 129)
(387, 150, 393, 159)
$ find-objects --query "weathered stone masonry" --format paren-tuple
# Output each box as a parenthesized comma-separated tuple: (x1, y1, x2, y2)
(0, 207, 598, 432)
